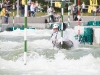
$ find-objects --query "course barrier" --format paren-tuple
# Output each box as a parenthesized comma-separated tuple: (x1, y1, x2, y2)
(75, 28, 93, 45)
(74, 24, 100, 45)
(84, 21, 100, 26)
(6, 27, 35, 31)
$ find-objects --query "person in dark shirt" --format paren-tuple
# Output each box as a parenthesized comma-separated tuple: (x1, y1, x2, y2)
(73, 5, 78, 21)
(20, 1, 24, 17)
(96, 6, 100, 13)
(5, 7, 10, 23)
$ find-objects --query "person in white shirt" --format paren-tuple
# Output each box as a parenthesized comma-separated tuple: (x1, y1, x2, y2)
(51, 24, 73, 49)
(30, 2, 35, 17)
(70, 3, 74, 15)
(47, 6, 55, 22)
(51, 24, 60, 47)
(81, 2, 85, 13)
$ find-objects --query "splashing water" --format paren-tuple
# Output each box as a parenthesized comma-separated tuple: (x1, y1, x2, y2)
(0, 29, 100, 75)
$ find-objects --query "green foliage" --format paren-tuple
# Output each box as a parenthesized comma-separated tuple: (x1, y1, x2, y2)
(70, 0, 100, 5)
(0, 0, 1, 2)
(31, 0, 48, 5)
(0, 0, 100, 5)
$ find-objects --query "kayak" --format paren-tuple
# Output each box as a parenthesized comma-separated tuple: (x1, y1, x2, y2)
(55, 40, 73, 49)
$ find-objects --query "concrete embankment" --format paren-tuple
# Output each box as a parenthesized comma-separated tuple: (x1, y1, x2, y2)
(1, 15, 100, 23)
(0, 16, 100, 30)
(0, 16, 100, 46)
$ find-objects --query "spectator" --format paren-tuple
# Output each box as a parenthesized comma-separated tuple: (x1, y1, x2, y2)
(0, 7, 10, 23)
(72, 5, 78, 21)
(20, 1, 24, 17)
(5, 7, 10, 23)
(42, 5, 46, 13)
(15, 0, 17, 9)
(28, 1, 31, 17)
(12, 3, 16, 10)
(0, 2, 3, 9)
(70, 3, 74, 15)
(96, 6, 100, 13)
(0, 7, 6, 17)
(47, 6, 55, 22)
(7, 0, 12, 10)
(3, 0, 7, 4)
(54, 12, 60, 22)
(30, 2, 35, 17)
(38, 4, 42, 12)
(92, 6, 97, 16)
(35, 1, 38, 12)
(81, 2, 85, 13)
(77, 15, 82, 21)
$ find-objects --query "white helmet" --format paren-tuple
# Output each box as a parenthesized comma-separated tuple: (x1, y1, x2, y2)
(53, 24, 58, 29)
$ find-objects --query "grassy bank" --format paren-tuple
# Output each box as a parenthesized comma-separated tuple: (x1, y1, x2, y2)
(10, 10, 100, 17)
(63, 12, 100, 16)
(10, 10, 47, 17)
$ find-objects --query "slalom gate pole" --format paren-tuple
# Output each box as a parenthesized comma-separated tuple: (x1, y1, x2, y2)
(0, 0, 3, 28)
(61, 0, 64, 45)
(13, 0, 15, 31)
(68, 1, 70, 27)
(0, 9, 1, 28)
(16, 0, 20, 17)
(51, 0, 52, 6)
(78, 0, 81, 41)
(24, 0, 27, 65)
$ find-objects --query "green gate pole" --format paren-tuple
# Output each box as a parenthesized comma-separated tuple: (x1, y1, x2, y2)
(0, 0, 3, 29)
(68, 1, 70, 27)
(0, 9, 1, 29)
(61, 0, 64, 45)
(24, 0, 27, 65)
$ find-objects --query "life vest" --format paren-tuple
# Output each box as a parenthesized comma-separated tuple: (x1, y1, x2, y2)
(51, 32, 58, 47)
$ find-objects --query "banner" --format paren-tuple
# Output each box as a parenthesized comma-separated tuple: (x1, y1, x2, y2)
(55, 2, 61, 8)
(88, 0, 98, 13)
(22, 0, 25, 5)
(88, 6, 93, 13)
(90, 0, 98, 6)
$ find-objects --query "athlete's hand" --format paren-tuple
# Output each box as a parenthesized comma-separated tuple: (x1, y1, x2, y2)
(53, 39, 56, 43)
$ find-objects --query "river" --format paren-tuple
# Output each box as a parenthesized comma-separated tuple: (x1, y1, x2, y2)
(0, 28, 100, 75)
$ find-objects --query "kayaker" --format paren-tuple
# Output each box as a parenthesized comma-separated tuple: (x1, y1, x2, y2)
(51, 23, 73, 49)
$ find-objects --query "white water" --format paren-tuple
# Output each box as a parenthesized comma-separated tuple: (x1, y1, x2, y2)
(0, 29, 100, 75)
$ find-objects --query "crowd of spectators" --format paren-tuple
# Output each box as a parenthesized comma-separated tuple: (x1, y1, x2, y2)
(0, 0, 45, 23)
(69, 2, 100, 21)
(0, 0, 100, 23)
(20, 0, 45, 17)
(0, 0, 12, 23)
